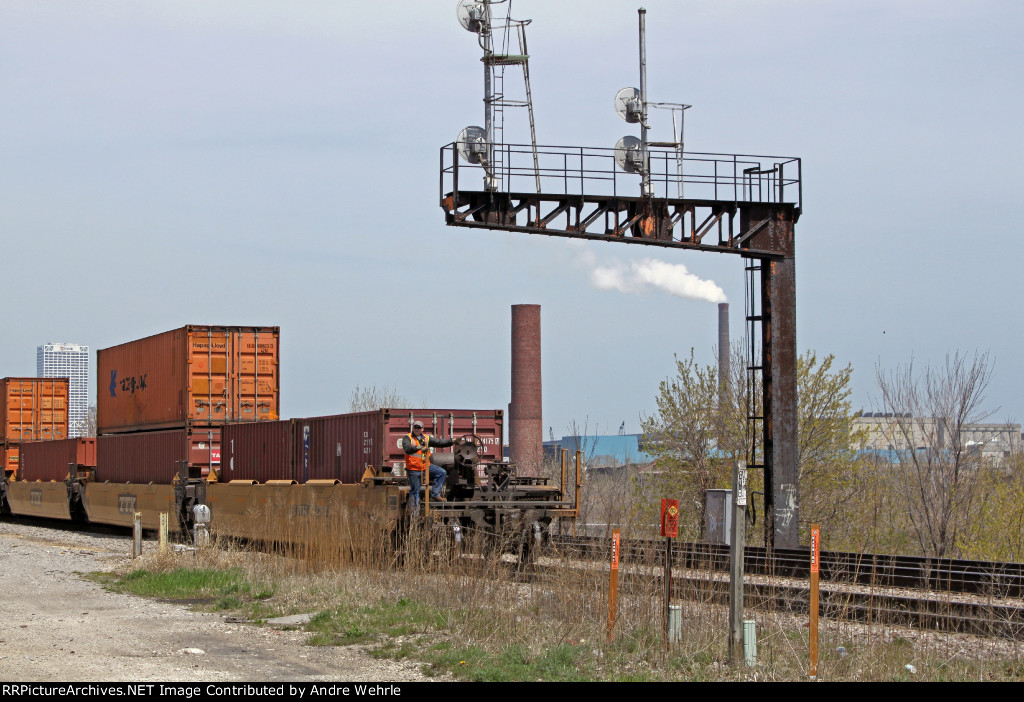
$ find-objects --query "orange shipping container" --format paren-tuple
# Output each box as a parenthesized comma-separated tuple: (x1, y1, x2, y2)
(97, 325, 280, 434)
(0, 378, 69, 443)
(3, 444, 19, 478)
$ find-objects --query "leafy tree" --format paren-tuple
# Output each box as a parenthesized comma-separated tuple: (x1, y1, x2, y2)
(956, 452, 1024, 561)
(640, 347, 862, 541)
(796, 352, 865, 537)
(640, 349, 744, 534)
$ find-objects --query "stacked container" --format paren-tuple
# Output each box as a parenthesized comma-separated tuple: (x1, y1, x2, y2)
(222, 408, 504, 484)
(1, 378, 70, 478)
(95, 325, 279, 481)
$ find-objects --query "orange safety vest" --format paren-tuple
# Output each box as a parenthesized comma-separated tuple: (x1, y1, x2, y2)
(405, 433, 431, 472)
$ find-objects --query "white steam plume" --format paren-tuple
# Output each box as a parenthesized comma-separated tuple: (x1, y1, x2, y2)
(590, 258, 727, 304)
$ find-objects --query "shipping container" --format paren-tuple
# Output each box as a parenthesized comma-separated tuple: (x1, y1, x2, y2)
(19, 438, 97, 482)
(221, 420, 293, 483)
(0, 378, 69, 443)
(376, 409, 505, 472)
(3, 443, 19, 478)
(96, 427, 220, 483)
(97, 325, 280, 434)
(296, 408, 504, 482)
(220, 409, 504, 484)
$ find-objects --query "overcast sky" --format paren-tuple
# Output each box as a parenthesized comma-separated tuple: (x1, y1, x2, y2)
(1, 1, 1021, 436)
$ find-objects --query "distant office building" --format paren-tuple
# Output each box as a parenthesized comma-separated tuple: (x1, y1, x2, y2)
(37, 342, 89, 438)
(854, 413, 1022, 463)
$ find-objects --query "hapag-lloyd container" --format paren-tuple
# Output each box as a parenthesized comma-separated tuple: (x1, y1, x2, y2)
(97, 325, 280, 434)
(0, 378, 70, 443)
(97, 427, 221, 483)
(2, 444, 20, 478)
(19, 438, 97, 482)
(221, 409, 504, 484)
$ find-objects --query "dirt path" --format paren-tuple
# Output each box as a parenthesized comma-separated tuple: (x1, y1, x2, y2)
(0, 520, 439, 682)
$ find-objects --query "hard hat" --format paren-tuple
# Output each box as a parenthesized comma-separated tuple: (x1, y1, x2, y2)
(412, 420, 424, 429)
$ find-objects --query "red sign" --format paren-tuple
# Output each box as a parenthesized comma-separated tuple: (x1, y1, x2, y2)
(810, 525, 820, 574)
(660, 498, 679, 538)
(610, 530, 621, 571)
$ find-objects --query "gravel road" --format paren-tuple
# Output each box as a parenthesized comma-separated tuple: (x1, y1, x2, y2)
(0, 520, 439, 682)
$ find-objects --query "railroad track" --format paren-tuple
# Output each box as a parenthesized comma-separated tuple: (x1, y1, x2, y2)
(550, 535, 1024, 597)
(545, 534, 1024, 640)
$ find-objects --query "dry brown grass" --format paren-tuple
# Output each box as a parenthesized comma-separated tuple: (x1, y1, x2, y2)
(116, 507, 1024, 682)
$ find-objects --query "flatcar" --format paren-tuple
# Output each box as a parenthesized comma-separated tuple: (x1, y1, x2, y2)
(0, 414, 578, 555)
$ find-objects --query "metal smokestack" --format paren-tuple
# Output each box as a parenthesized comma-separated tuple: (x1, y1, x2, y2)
(510, 304, 543, 477)
(718, 303, 730, 405)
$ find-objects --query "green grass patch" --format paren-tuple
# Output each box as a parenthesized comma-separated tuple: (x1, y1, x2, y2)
(116, 567, 248, 599)
(305, 597, 442, 646)
(424, 642, 591, 682)
(91, 568, 280, 620)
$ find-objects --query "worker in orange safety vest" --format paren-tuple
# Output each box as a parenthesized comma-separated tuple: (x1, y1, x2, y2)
(402, 420, 457, 512)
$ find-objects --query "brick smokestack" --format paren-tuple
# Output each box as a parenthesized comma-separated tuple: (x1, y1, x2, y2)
(718, 303, 730, 407)
(510, 304, 542, 476)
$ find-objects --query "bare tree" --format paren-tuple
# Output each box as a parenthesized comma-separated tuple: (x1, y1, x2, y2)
(83, 405, 97, 438)
(348, 385, 414, 412)
(875, 351, 994, 557)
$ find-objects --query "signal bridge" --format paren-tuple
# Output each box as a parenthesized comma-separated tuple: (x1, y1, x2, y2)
(442, 3, 803, 549)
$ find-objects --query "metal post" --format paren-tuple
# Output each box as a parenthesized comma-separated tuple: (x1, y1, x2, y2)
(574, 449, 583, 537)
(743, 620, 758, 666)
(663, 534, 671, 649)
(482, 2, 496, 191)
(132, 512, 142, 558)
(728, 460, 747, 664)
(606, 528, 621, 643)
(638, 8, 651, 198)
(560, 448, 567, 500)
(810, 523, 820, 679)
(159, 512, 168, 552)
(743, 206, 799, 550)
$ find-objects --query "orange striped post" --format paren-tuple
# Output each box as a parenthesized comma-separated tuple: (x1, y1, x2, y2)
(607, 529, 621, 643)
(809, 524, 820, 679)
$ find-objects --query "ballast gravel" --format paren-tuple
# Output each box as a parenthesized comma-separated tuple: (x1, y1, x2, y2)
(0, 520, 442, 683)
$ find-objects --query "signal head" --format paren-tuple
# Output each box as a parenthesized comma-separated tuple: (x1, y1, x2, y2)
(457, 126, 490, 165)
(614, 135, 647, 174)
(457, 0, 488, 33)
(614, 87, 643, 124)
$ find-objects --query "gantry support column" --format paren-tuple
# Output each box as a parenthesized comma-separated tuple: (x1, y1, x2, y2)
(744, 205, 799, 550)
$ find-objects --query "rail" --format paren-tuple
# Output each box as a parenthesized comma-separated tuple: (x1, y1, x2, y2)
(551, 535, 1024, 598)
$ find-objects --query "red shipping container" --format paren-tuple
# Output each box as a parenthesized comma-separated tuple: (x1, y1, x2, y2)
(221, 420, 293, 483)
(219, 409, 503, 484)
(293, 409, 504, 483)
(379, 408, 504, 469)
(97, 427, 220, 483)
(1, 378, 69, 443)
(19, 438, 96, 482)
(97, 325, 280, 434)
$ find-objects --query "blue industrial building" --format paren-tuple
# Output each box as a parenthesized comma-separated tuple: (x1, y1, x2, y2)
(543, 433, 655, 468)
